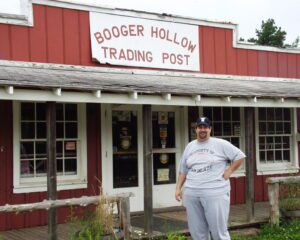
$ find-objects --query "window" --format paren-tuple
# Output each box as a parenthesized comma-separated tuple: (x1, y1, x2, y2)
(203, 107, 243, 148)
(202, 107, 245, 176)
(112, 110, 138, 188)
(14, 102, 87, 193)
(256, 108, 298, 175)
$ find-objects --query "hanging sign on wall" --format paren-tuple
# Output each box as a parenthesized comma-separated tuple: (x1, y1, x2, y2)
(90, 12, 200, 71)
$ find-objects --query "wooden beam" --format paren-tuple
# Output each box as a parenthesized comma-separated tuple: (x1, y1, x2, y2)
(46, 102, 57, 240)
(245, 107, 255, 222)
(143, 105, 153, 235)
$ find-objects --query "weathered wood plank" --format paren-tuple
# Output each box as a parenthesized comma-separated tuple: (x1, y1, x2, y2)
(47, 102, 57, 240)
(266, 176, 300, 184)
(0, 193, 133, 213)
(143, 105, 153, 235)
(245, 107, 255, 222)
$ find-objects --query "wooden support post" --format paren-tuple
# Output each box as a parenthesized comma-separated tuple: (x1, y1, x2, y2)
(143, 105, 153, 235)
(268, 182, 280, 225)
(120, 197, 131, 239)
(245, 107, 255, 222)
(46, 102, 57, 240)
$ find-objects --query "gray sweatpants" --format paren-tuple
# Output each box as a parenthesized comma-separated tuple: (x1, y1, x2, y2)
(183, 193, 230, 240)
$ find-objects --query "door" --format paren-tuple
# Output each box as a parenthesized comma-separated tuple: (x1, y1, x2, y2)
(101, 104, 144, 212)
(152, 106, 183, 208)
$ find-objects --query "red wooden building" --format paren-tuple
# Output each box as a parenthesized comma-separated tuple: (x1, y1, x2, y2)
(0, 0, 300, 230)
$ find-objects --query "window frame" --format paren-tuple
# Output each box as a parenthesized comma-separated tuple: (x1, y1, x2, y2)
(255, 107, 299, 175)
(199, 107, 246, 177)
(13, 101, 87, 193)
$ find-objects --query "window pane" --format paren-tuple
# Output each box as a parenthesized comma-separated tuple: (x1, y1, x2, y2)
(259, 137, 266, 150)
(56, 122, 64, 139)
(275, 151, 282, 161)
(232, 108, 240, 121)
(258, 108, 266, 121)
(152, 111, 175, 148)
(213, 122, 222, 136)
(113, 153, 138, 188)
(266, 137, 274, 150)
(274, 137, 282, 149)
(21, 103, 34, 120)
(267, 108, 274, 121)
(56, 104, 64, 121)
(259, 151, 266, 162)
(213, 107, 221, 120)
(275, 108, 283, 120)
(283, 109, 291, 121)
(223, 108, 231, 121)
(36, 141, 46, 158)
(203, 107, 212, 120)
(64, 141, 77, 157)
(65, 104, 77, 121)
(36, 122, 46, 139)
(259, 122, 266, 135)
(21, 122, 35, 139)
(223, 122, 231, 135)
(282, 137, 290, 149)
(20, 142, 34, 159)
(36, 103, 46, 120)
(283, 150, 290, 162)
(57, 159, 63, 173)
(275, 122, 283, 134)
(65, 158, 77, 174)
(267, 122, 275, 134)
(56, 141, 63, 158)
(230, 137, 239, 148)
(65, 123, 77, 138)
(112, 110, 138, 188)
(153, 153, 176, 185)
(36, 160, 47, 175)
(20, 160, 34, 177)
(283, 122, 291, 134)
(266, 151, 274, 162)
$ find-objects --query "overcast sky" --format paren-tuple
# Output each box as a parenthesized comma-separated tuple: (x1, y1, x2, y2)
(96, 0, 300, 44)
(1, 0, 299, 44)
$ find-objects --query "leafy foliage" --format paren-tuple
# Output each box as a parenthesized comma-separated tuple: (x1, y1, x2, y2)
(255, 19, 286, 47)
(240, 18, 299, 48)
(67, 198, 116, 240)
(230, 220, 300, 240)
(165, 232, 187, 240)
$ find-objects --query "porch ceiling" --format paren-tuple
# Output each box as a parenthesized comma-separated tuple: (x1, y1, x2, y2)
(0, 61, 300, 99)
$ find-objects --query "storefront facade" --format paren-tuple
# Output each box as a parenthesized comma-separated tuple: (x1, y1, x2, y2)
(0, 0, 300, 230)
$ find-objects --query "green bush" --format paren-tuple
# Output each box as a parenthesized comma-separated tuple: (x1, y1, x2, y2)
(231, 220, 300, 240)
(165, 232, 187, 240)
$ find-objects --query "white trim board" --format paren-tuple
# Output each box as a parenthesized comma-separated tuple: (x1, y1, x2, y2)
(1, 88, 300, 107)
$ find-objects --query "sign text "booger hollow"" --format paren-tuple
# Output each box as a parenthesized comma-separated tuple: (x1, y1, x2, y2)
(90, 12, 200, 71)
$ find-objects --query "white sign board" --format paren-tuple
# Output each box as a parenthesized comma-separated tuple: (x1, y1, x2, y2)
(90, 12, 200, 71)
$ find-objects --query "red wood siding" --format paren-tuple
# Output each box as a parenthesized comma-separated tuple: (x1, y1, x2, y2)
(199, 26, 300, 78)
(0, 101, 101, 230)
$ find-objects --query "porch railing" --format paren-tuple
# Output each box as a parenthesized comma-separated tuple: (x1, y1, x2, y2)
(266, 176, 300, 225)
(0, 192, 133, 239)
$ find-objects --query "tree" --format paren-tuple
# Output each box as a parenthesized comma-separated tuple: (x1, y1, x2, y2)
(255, 18, 286, 47)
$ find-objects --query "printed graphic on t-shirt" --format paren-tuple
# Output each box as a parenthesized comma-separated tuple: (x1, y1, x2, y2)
(187, 148, 216, 175)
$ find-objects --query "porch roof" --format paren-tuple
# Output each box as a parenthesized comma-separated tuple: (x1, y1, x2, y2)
(0, 60, 300, 103)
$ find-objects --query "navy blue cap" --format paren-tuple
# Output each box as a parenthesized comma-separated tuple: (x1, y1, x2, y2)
(196, 117, 211, 127)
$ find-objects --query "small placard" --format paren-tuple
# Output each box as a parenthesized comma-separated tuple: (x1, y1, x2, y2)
(158, 112, 168, 124)
(157, 168, 169, 182)
(65, 141, 76, 150)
